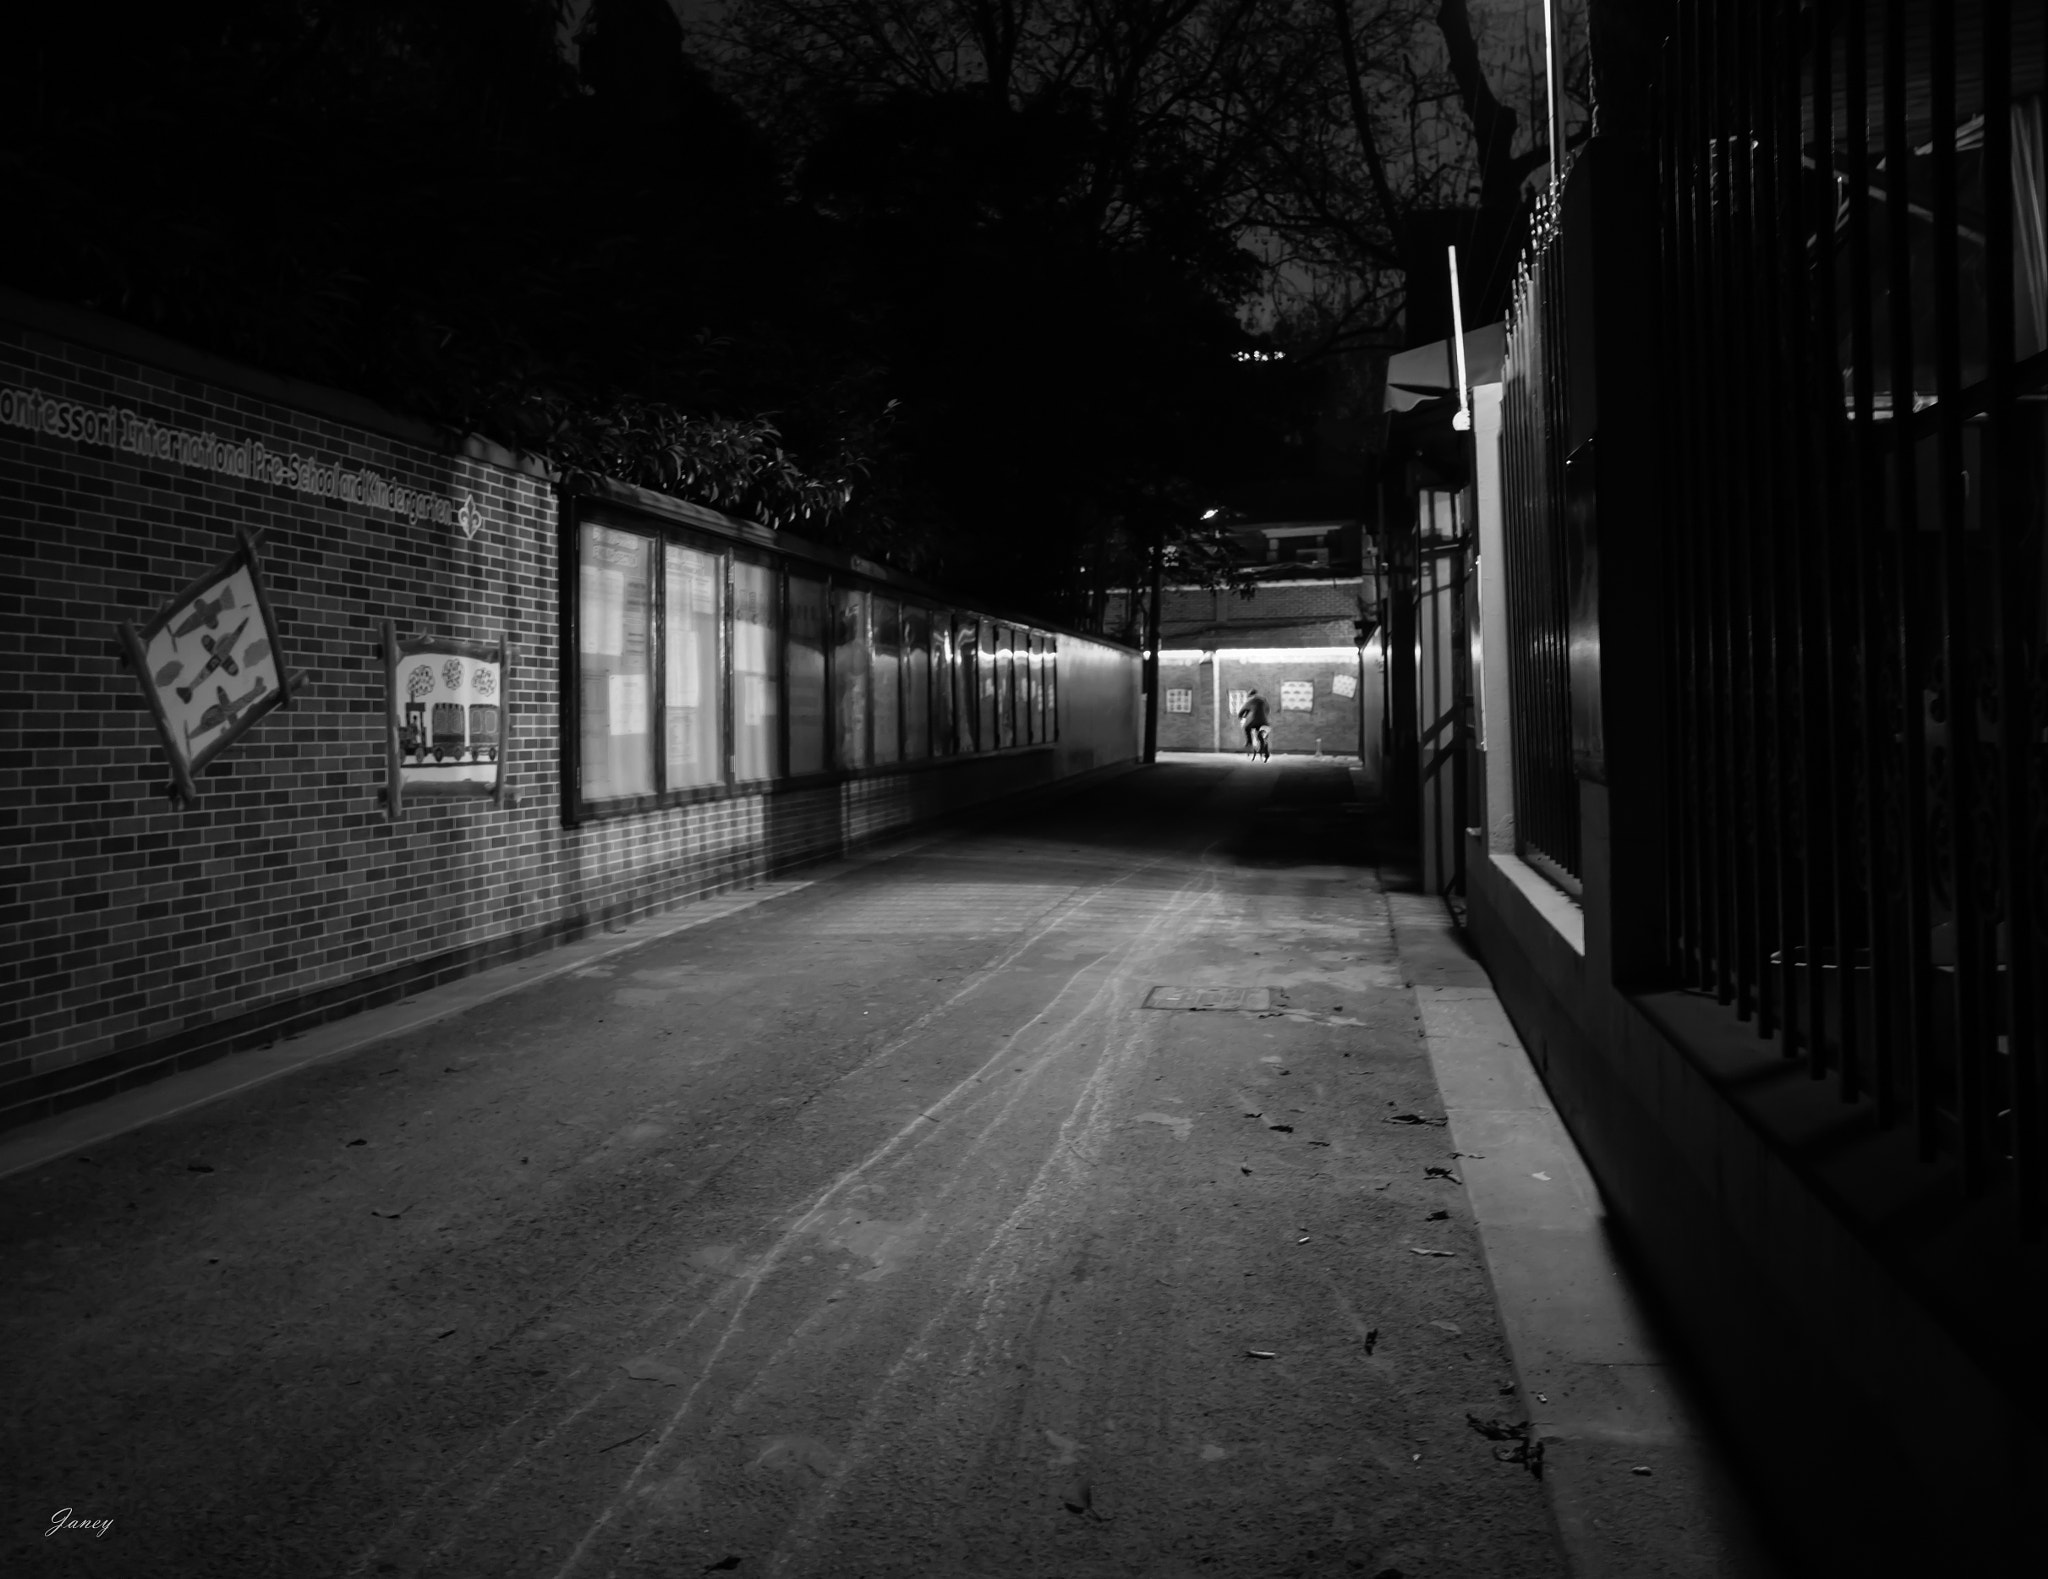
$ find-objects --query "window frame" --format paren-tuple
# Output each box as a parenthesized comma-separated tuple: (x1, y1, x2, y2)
(729, 547, 783, 786)
(565, 511, 739, 821)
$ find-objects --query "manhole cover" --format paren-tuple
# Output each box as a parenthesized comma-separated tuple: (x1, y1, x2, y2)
(1144, 986, 1272, 1012)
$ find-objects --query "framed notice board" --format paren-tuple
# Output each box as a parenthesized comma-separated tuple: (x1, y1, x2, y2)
(117, 528, 296, 803)
(382, 621, 510, 817)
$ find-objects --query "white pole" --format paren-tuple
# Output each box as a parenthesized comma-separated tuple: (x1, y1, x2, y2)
(1449, 245, 1472, 433)
(1543, 0, 1564, 197)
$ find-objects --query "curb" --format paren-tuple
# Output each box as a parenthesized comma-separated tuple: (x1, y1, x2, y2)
(1358, 775, 1786, 1579)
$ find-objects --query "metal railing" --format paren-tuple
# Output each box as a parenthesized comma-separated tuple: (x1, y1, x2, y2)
(1659, 0, 2046, 1229)
(1501, 193, 1584, 888)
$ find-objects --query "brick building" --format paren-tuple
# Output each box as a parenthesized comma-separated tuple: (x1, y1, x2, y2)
(0, 290, 1141, 1130)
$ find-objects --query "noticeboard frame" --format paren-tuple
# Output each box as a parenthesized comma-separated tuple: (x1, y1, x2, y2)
(116, 527, 296, 804)
(382, 622, 510, 819)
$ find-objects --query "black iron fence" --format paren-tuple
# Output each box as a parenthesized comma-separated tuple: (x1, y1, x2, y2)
(1659, 0, 2046, 1229)
(1501, 196, 1584, 889)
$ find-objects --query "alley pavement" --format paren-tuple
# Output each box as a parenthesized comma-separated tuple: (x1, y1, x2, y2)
(3, 761, 1762, 1579)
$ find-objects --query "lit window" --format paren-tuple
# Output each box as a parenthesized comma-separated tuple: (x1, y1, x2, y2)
(904, 605, 932, 757)
(732, 558, 780, 782)
(787, 574, 828, 776)
(578, 523, 656, 800)
(664, 542, 723, 789)
(872, 596, 902, 765)
(834, 587, 869, 769)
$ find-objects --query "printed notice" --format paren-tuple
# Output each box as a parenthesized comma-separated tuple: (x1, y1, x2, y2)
(609, 672, 648, 736)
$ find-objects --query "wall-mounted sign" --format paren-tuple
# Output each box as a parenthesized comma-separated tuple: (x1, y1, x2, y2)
(117, 529, 295, 802)
(2, 382, 470, 529)
(1331, 672, 1358, 698)
(381, 621, 508, 817)
(1280, 681, 1315, 711)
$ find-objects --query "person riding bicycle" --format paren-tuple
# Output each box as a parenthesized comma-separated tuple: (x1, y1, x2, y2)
(1238, 689, 1270, 761)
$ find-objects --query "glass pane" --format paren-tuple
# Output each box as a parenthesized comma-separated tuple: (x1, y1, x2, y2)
(871, 596, 901, 766)
(1022, 630, 1038, 744)
(664, 542, 724, 789)
(1044, 635, 1057, 739)
(956, 616, 979, 751)
(978, 620, 997, 750)
(578, 522, 654, 800)
(932, 613, 953, 754)
(733, 559, 780, 782)
(997, 626, 1016, 748)
(834, 587, 869, 769)
(787, 575, 828, 776)
(904, 605, 931, 757)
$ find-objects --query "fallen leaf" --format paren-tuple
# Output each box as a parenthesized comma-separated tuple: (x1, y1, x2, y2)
(1308, 1139, 1331, 1147)
(1245, 1349, 1277, 1359)
(1632, 1465, 1653, 1476)
(1409, 1248, 1455, 1257)
(1383, 1113, 1446, 1127)
(1267, 1123, 1294, 1133)
(1427, 1209, 1450, 1221)
(1424, 1166, 1462, 1183)
(1364, 1327, 1379, 1354)
(1431, 1320, 1463, 1336)
(703, 1558, 742, 1573)
(186, 1162, 215, 1173)
(622, 1358, 690, 1386)
(1466, 1413, 1528, 1441)
(346, 1138, 367, 1147)
(369, 1205, 411, 1219)
(1297, 1235, 1311, 1244)
(1532, 1171, 1551, 1181)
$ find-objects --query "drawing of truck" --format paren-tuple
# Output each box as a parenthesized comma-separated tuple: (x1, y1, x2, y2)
(431, 702, 467, 759)
(400, 686, 499, 766)
(400, 700, 428, 761)
(468, 703, 499, 762)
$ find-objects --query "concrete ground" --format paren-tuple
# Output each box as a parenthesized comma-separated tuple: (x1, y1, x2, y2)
(3, 759, 1785, 1579)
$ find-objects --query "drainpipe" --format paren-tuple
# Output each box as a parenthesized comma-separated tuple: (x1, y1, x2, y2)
(1210, 651, 1222, 752)
(1142, 537, 1163, 764)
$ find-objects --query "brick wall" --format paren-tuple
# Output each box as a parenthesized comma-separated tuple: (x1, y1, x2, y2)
(1155, 652, 1364, 756)
(0, 296, 1140, 1130)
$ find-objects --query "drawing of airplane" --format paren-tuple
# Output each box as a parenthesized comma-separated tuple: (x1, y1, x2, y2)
(188, 675, 268, 742)
(171, 585, 236, 642)
(175, 618, 249, 704)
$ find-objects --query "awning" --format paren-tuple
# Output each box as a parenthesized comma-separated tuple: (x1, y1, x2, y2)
(1382, 322, 1506, 414)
